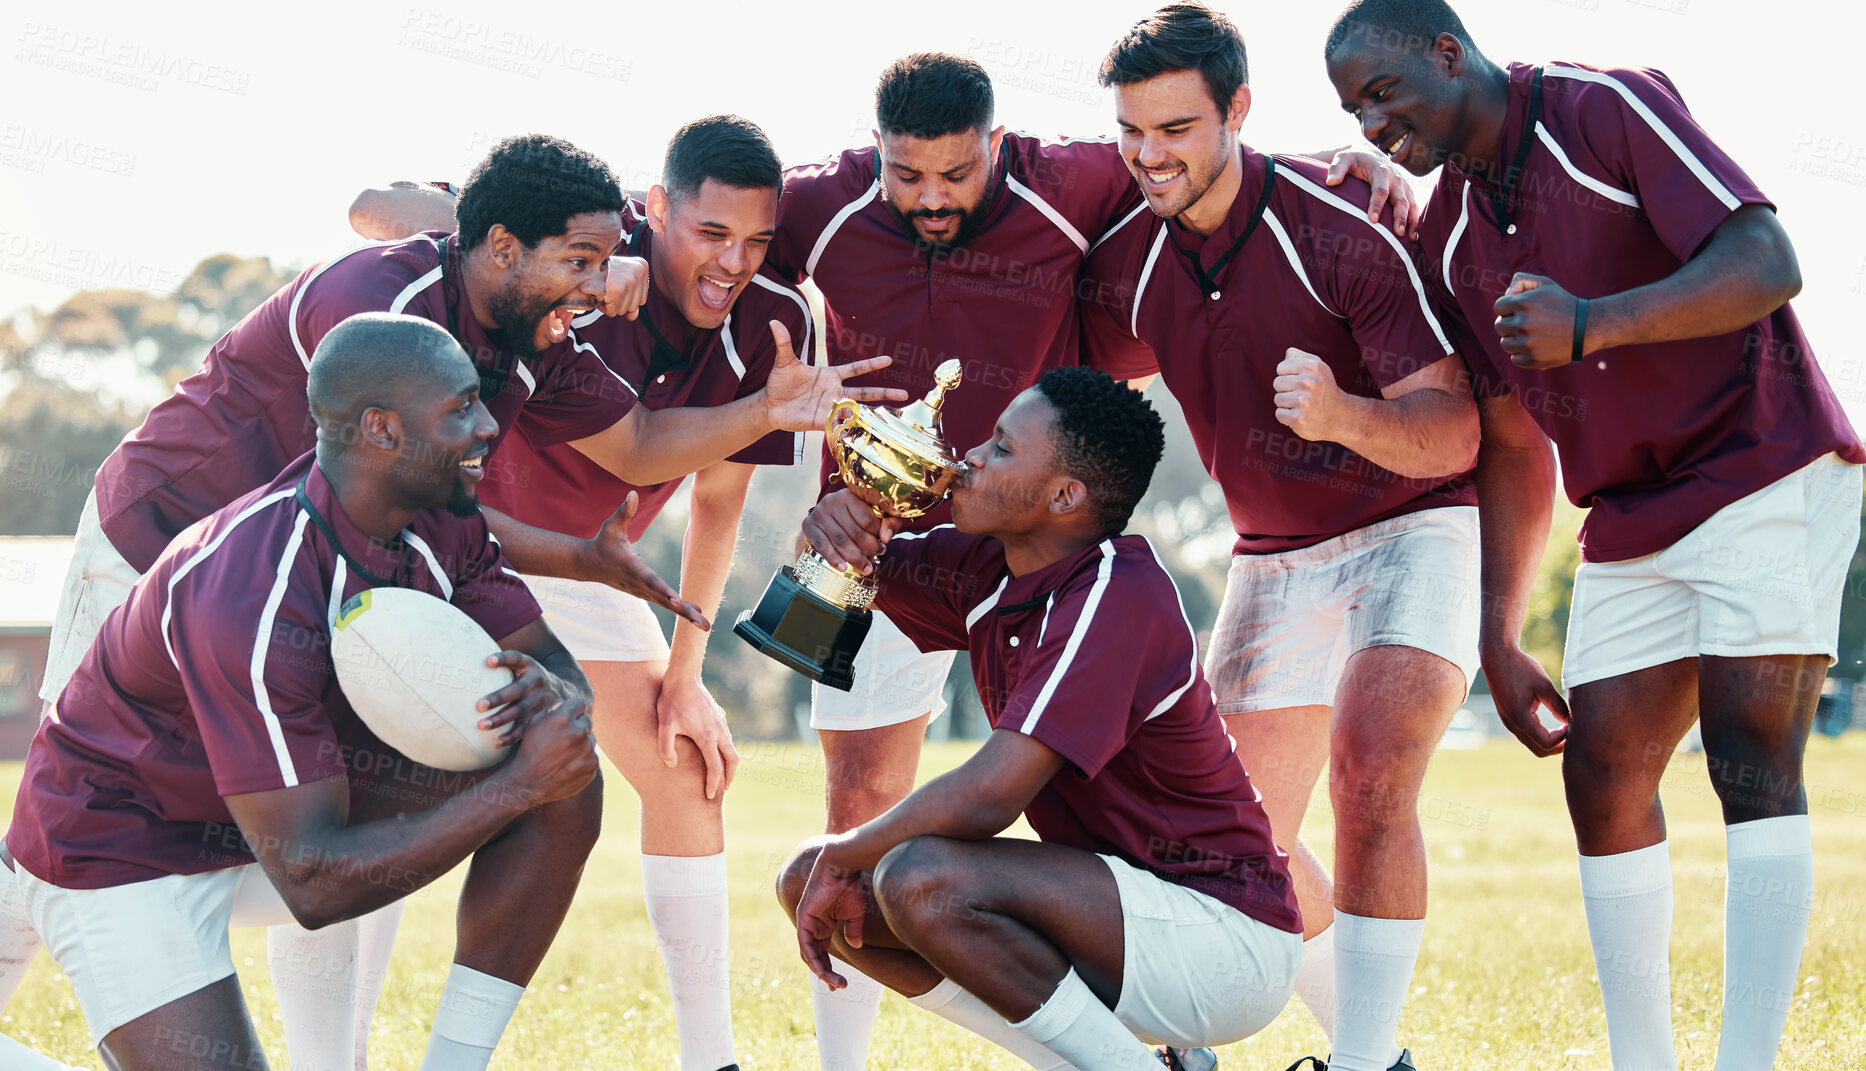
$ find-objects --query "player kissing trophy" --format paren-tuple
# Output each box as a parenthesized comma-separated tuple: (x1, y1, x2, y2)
(735, 360, 965, 690)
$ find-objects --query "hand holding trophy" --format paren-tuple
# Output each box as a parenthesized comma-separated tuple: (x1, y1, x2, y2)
(735, 360, 966, 690)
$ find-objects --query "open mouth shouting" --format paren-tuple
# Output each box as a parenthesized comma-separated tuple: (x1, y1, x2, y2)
(697, 273, 739, 312)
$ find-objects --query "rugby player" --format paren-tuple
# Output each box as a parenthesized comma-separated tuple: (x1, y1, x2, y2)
(780, 367, 1302, 1071)
(2, 314, 602, 1071)
(1325, 3, 1864, 1068)
(357, 58, 1417, 1067)
(1076, 6, 1482, 1069)
(471, 115, 810, 1071)
(35, 133, 899, 1071)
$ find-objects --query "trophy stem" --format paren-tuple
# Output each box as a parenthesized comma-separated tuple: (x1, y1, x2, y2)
(792, 549, 878, 612)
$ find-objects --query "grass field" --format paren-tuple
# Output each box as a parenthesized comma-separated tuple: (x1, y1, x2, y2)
(5, 735, 1865, 1070)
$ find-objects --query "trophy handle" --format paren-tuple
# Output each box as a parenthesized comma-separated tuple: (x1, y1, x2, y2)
(826, 399, 865, 441)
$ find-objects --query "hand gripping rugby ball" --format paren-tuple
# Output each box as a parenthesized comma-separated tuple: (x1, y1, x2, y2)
(330, 588, 513, 771)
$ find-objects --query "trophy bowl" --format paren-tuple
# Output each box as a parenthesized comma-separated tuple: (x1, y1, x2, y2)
(735, 361, 966, 690)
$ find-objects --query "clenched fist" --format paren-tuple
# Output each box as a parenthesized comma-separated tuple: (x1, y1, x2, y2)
(1272, 349, 1348, 441)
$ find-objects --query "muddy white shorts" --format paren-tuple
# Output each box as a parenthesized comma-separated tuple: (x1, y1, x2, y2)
(1563, 453, 1863, 689)
(1204, 506, 1481, 713)
(38, 490, 141, 704)
(1102, 853, 1300, 1048)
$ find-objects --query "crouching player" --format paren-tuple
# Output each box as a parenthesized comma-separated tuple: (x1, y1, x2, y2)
(777, 368, 1302, 1070)
(0, 314, 601, 1071)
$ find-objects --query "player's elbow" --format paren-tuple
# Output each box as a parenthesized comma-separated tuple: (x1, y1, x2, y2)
(348, 189, 398, 241)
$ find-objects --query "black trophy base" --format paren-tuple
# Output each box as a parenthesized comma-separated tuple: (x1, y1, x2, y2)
(734, 565, 872, 691)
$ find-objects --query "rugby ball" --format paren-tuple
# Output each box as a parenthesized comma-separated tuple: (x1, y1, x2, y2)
(329, 587, 513, 771)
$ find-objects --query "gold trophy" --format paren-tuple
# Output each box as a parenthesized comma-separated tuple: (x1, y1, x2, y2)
(735, 360, 967, 690)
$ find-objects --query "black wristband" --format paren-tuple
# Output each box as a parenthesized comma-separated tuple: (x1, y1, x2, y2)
(1571, 297, 1590, 364)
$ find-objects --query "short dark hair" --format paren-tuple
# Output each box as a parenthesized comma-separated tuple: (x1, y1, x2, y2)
(1099, 3, 1249, 118)
(875, 53, 994, 140)
(1325, 0, 1476, 63)
(308, 313, 464, 437)
(1035, 368, 1165, 536)
(454, 134, 623, 252)
(663, 114, 783, 206)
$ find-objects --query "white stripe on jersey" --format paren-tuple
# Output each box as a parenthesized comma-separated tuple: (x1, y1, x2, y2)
(721, 312, 746, 380)
(1263, 210, 1342, 319)
(1442, 180, 1472, 295)
(1543, 65, 1740, 209)
(162, 487, 298, 670)
(1275, 164, 1455, 356)
(1018, 540, 1116, 735)
(1006, 176, 1088, 253)
(289, 235, 441, 371)
(806, 180, 881, 278)
(402, 530, 453, 601)
(1534, 122, 1640, 208)
(1138, 537, 1201, 721)
(1130, 227, 1169, 338)
(249, 510, 313, 788)
(1088, 200, 1150, 256)
(388, 265, 443, 314)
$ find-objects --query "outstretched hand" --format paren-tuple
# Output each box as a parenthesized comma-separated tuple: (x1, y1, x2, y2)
(585, 492, 710, 629)
(762, 321, 909, 433)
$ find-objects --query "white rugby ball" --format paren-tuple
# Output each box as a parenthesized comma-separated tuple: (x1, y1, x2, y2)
(330, 587, 513, 771)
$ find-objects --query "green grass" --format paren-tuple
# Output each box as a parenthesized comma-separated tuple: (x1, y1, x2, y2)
(6, 736, 1866, 1069)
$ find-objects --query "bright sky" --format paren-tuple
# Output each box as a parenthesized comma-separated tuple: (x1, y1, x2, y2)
(2, 0, 1860, 416)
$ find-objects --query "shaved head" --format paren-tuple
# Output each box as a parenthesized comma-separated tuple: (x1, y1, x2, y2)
(307, 313, 474, 443)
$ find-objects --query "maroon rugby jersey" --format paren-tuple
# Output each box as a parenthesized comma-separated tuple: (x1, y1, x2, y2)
(1081, 151, 1472, 555)
(767, 134, 1141, 529)
(1420, 61, 1862, 562)
(873, 526, 1301, 932)
(94, 232, 638, 571)
(8, 453, 541, 889)
(477, 218, 807, 541)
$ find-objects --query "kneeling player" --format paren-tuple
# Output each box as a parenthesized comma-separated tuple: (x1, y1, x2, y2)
(1, 315, 600, 1071)
(777, 368, 1302, 1070)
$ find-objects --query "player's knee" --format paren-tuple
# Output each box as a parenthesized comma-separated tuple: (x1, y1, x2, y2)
(776, 842, 825, 920)
(872, 835, 962, 929)
(535, 770, 605, 861)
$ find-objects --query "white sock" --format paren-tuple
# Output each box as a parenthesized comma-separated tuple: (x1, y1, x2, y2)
(0, 1035, 80, 1071)
(270, 900, 402, 1071)
(909, 977, 1078, 1070)
(812, 956, 883, 1071)
(1295, 923, 1336, 1041)
(1578, 843, 1676, 1071)
(418, 963, 524, 1071)
(1715, 815, 1813, 1071)
(1330, 912, 1423, 1071)
(1009, 968, 1155, 1071)
(642, 853, 736, 1071)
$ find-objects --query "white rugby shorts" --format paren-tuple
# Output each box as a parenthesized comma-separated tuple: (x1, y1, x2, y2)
(809, 609, 953, 730)
(1204, 506, 1482, 713)
(7, 861, 293, 1045)
(1101, 853, 1299, 1048)
(1563, 453, 1863, 689)
(521, 573, 670, 664)
(39, 490, 141, 705)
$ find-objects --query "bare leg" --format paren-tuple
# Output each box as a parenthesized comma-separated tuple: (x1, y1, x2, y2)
(99, 976, 268, 1071)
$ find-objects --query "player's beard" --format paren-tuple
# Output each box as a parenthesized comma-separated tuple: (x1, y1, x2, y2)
(444, 473, 479, 518)
(884, 180, 992, 250)
(486, 275, 558, 359)
(1142, 129, 1235, 220)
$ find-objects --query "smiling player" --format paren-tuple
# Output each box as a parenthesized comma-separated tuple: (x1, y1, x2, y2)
(1325, 3, 1864, 1068)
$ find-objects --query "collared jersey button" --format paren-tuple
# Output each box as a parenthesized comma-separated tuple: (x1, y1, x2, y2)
(1208, 290, 1221, 301)
(1008, 635, 1020, 647)
(1506, 224, 1517, 235)
(656, 374, 667, 384)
